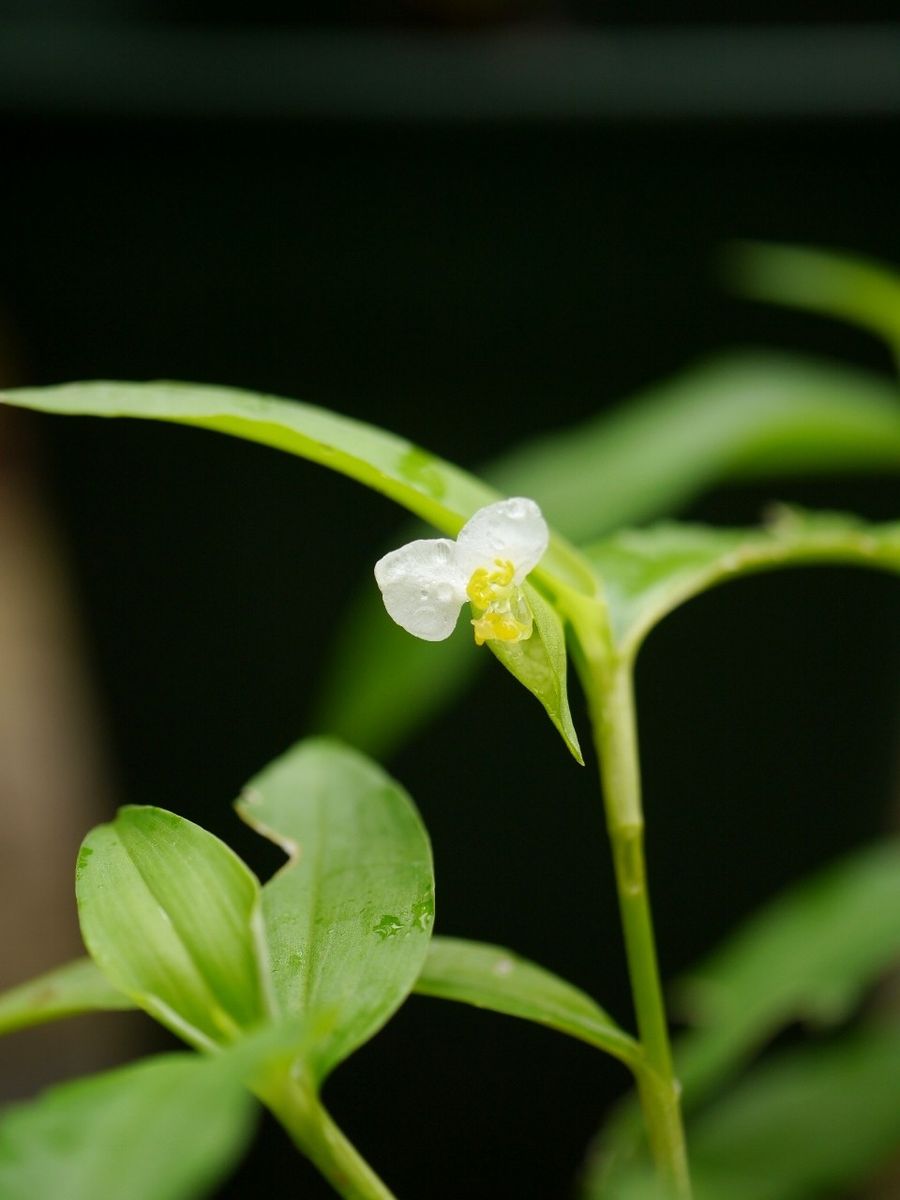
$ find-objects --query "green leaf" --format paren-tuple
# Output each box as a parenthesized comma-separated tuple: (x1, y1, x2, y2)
(0, 959, 134, 1037)
(0, 379, 585, 591)
(585, 509, 900, 660)
(0, 1051, 258, 1200)
(725, 241, 900, 350)
(606, 1025, 900, 1200)
(0, 380, 591, 756)
(76, 807, 273, 1051)
(488, 583, 583, 764)
(415, 937, 640, 1069)
(673, 839, 900, 1105)
(317, 352, 900, 757)
(235, 738, 434, 1084)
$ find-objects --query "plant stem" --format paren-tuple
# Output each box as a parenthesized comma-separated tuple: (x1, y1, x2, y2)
(573, 605, 691, 1197)
(260, 1071, 398, 1200)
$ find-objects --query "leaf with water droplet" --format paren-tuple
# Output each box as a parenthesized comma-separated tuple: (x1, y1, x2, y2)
(236, 738, 435, 1083)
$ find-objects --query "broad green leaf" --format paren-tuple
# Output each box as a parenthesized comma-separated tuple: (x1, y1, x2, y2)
(76, 807, 273, 1051)
(673, 839, 900, 1105)
(415, 937, 640, 1069)
(0, 380, 586, 591)
(585, 509, 900, 660)
(599, 1025, 900, 1200)
(317, 352, 900, 756)
(235, 738, 434, 1083)
(0, 1052, 257, 1200)
(726, 241, 900, 350)
(0, 959, 133, 1037)
(488, 582, 583, 763)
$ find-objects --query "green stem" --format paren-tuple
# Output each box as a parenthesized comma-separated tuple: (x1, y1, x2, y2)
(571, 603, 691, 1197)
(260, 1071, 398, 1200)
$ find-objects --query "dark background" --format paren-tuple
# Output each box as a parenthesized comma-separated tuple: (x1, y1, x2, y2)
(1, 5, 899, 1197)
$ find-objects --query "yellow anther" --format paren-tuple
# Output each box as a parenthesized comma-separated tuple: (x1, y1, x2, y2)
(466, 559, 515, 609)
(466, 559, 533, 646)
(471, 609, 531, 646)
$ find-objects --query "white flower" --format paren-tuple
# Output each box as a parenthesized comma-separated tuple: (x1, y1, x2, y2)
(374, 497, 549, 645)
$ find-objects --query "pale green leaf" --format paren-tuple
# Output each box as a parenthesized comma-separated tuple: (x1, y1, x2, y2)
(415, 937, 640, 1069)
(585, 509, 900, 660)
(488, 582, 583, 764)
(0, 959, 133, 1037)
(317, 353, 900, 756)
(76, 807, 273, 1051)
(235, 738, 434, 1083)
(0, 1052, 257, 1200)
(725, 241, 900, 349)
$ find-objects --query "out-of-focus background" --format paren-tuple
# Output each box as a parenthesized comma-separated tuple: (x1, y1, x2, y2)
(0, 4, 898, 1197)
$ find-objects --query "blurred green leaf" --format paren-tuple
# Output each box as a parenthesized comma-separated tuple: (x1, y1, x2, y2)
(673, 840, 900, 1105)
(725, 242, 900, 350)
(488, 583, 583, 764)
(585, 509, 900, 659)
(0, 1051, 258, 1200)
(0, 959, 133, 1037)
(415, 937, 639, 1069)
(76, 807, 273, 1051)
(606, 1025, 900, 1200)
(236, 738, 434, 1084)
(317, 352, 900, 757)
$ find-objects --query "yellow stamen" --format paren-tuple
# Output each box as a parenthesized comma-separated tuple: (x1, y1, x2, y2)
(466, 559, 532, 646)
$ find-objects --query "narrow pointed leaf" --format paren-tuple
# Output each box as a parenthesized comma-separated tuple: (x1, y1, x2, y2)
(0, 959, 134, 1036)
(415, 937, 640, 1069)
(0, 380, 585, 591)
(76, 807, 272, 1051)
(235, 738, 434, 1083)
(726, 241, 900, 349)
(0, 1052, 257, 1200)
(488, 582, 583, 764)
(317, 353, 900, 757)
(585, 510, 900, 660)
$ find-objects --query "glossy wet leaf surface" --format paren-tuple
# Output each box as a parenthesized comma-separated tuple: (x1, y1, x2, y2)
(76, 807, 272, 1050)
(0, 1052, 257, 1200)
(416, 937, 639, 1069)
(236, 738, 434, 1083)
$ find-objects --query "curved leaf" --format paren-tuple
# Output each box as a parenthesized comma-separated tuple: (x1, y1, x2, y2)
(415, 937, 640, 1070)
(236, 738, 434, 1083)
(0, 959, 133, 1037)
(585, 509, 900, 660)
(76, 807, 273, 1051)
(0, 380, 585, 591)
(317, 353, 900, 756)
(725, 241, 900, 350)
(0, 1052, 257, 1200)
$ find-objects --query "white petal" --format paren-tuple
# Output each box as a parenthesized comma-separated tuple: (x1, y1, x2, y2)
(374, 538, 467, 641)
(456, 497, 549, 582)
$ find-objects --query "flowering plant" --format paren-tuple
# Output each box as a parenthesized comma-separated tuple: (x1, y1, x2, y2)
(0, 244, 899, 1200)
